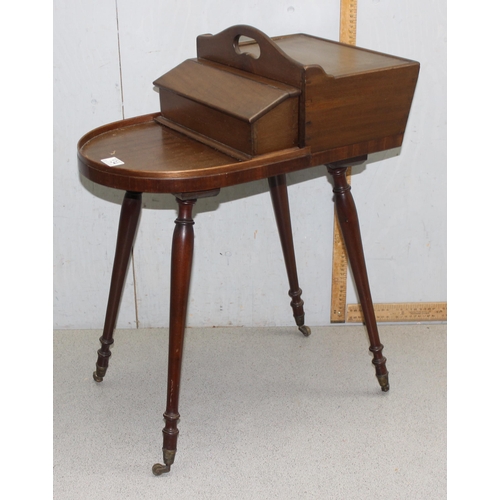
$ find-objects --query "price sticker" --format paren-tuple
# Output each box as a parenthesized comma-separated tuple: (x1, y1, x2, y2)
(101, 157, 125, 167)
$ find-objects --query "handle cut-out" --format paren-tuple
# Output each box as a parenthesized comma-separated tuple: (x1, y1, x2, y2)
(233, 35, 261, 59)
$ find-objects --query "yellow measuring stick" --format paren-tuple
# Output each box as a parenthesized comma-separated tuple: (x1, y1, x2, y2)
(347, 302, 447, 323)
(340, 0, 358, 46)
(331, 0, 358, 322)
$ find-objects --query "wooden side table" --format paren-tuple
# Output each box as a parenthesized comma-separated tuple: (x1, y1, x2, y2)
(78, 112, 390, 475)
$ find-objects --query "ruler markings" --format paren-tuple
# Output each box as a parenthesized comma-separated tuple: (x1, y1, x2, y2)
(340, 0, 358, 45)
(330, 212, 348, 322)
(346, 302, 447, 323)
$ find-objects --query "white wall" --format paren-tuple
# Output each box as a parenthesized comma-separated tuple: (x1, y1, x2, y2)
(54, 0, 446, 329)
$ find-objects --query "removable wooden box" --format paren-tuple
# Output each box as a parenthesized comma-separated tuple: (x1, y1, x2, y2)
(154, 59, 300, 158)
(154, 25, 419, 160)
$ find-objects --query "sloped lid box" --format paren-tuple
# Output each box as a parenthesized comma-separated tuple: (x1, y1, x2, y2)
(153, 59, 301, 159)
(154, 25, 419, 162)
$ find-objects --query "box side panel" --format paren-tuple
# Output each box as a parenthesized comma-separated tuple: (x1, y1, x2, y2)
(252, 97, 299, 155)
(159, 89, 252, 155)
(304, 64, 419, 153)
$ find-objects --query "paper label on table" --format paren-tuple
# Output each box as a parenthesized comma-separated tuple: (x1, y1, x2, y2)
(101, 157, 124, 167)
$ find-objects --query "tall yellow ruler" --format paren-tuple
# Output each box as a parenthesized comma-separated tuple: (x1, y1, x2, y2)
(331, 0, 358, 322)
(339, 0, 358, 45)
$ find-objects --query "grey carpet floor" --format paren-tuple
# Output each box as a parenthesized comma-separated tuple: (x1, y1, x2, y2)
(53, 324, 446, 499)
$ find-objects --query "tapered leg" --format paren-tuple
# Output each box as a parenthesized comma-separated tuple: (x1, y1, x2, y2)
(93, 191, 142, 382)
(327, 161, 389, 392)
(152, 197, 196, 476)
(268, 174, 311, 336)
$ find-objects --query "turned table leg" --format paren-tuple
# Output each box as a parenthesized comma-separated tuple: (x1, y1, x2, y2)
(93, 191, 142, 382)
(327, 159, 389, 392)
(268, 174, 311, 336)
(152, 197, 197, 475)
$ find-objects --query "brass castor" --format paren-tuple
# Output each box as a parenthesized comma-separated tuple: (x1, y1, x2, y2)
(152, 449, 176, 476)
(298, 325, 311, 337)
(152, 463, 171, 476)
(377, 373, 390, 392)
(92, 365, 107, 383)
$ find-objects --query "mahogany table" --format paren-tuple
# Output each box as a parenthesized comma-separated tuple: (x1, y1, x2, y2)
(78, 111, 391, 475)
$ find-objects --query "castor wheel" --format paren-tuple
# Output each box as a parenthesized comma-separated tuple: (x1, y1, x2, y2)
(377, 373, 390, 392)
(92, 365, 107, 382)
(152, 463, 171, 476)
(152, 449, 176, 475)
(298, 325, 311, 337)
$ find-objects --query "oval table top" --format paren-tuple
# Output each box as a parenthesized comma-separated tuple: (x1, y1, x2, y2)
(78, 113, 311, 194)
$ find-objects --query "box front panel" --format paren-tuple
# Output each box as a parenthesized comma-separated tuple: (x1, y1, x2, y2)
(160, 89, 252, 155)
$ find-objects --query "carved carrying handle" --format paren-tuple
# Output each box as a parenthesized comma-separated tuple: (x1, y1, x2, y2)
(197, 25, 303, 86)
